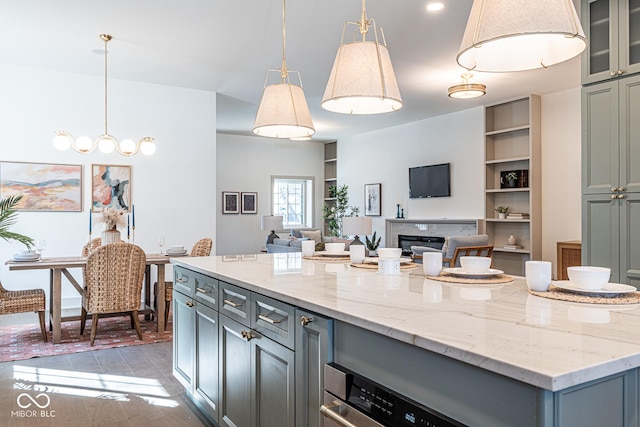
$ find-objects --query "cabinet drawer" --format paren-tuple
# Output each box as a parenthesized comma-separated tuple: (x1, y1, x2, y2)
(252, 293, 295, 350)
(174, 266, 196, 297)
(219, 281, 251, 327)
(194, 272, 218, 310)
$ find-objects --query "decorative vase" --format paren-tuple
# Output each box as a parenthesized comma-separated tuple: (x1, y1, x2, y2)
(498, 212, 506, 220)
(508, 235, 517, 245)
(102, 229, 121, 245)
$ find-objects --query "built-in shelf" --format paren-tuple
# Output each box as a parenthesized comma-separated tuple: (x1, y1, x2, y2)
(485, 124, 530, 136)
(481, 96, 541, 276)
(485, 156, 530, 165)
(323, 142, 338, 236)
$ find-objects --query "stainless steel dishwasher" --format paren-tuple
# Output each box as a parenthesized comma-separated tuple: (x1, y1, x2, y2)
(320, 363, 466, 427)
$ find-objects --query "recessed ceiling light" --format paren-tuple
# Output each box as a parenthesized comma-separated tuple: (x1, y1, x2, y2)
(426, 2, 444, 12)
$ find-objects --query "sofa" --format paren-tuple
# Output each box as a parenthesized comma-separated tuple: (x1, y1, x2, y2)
(266, 228, 352, 253)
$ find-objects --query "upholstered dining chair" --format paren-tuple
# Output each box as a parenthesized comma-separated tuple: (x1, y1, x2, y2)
(80, 242, 146, 346)
(155, 237, 212, 325)
(411, 234, 493, 268)
(0, 280, 47, 342)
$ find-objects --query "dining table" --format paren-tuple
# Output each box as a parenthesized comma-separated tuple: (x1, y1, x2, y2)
(5, 252, 180, 344)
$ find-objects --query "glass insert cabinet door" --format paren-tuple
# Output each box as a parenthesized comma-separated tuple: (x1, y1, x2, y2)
(582, 0, 640, 84)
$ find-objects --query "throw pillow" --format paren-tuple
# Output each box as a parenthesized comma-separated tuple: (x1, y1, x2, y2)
(301, 229, 322, 243)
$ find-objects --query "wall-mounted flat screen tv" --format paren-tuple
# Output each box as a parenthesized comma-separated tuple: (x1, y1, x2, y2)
(409, 163, 451, 198)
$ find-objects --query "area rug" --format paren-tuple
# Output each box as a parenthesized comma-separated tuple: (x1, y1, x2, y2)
(0, 317, 172, 363)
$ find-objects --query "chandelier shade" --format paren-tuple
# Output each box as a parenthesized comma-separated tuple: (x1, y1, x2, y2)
(457, 0, 587, 72)
(53, 34, 156, 156)
(252, 0, 315, 139)
(322, 41, 402, 114)
(253, 80, 315, 139)
(322, 0, 402, 115)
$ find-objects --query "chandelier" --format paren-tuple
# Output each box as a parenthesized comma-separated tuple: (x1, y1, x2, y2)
(252, 0, 315, 139)
(52, 34, 156, 156)
(321, 0, 402, 115)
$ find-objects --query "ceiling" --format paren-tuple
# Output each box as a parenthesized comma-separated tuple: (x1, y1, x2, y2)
(0, 0, 581, 142)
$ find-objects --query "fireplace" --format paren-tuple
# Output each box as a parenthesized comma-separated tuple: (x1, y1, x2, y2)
(397, 235, 445, 256)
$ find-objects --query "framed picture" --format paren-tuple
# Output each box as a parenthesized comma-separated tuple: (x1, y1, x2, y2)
(0, 161, 83, 212)
(241, 192, 257, 214)
(364, 183, 381, 216)
(92, 164, 131, 211)
(222, 191, 240, 214)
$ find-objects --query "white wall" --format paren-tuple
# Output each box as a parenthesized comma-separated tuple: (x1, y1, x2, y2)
(216, 133, 324, 255)
(338, 107, 485, 247)
(0, 63, 216, 309)
(541, 88, 582, 275)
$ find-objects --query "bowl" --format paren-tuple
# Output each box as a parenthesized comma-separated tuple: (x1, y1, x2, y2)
(18, 250, 36, 256)
(567, 266, 611, 290)
(377, 248, 402, 259)
(460, 256, 491, 274)
(324, 242, 345, 254)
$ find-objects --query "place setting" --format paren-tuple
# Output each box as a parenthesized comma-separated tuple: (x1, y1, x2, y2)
(164, 244, 189, 257)
(11, 249, 41, 263)
(349, 248, 418, 271)
(527, 264, 640, 305)
(424, 254, 514, 284)
(303, 242, 351, 261)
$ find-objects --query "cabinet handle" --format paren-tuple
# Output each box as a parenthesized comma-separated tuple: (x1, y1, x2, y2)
(196, 287, 207, 293)
(618, 187, 626, 192)
(320, 403, 357, 427)
(612, 194, 618, 199)
(300, 316, 312, 326)
(258, 314, 281, 324)
(611, 70, 617, 76)
(186, 300, 195, 308)
(176, 276, 189, 284)
(612, 187, 618, 192)
(618, 194, 626, 199)
(241, 330, 256, 341)
(224, 298, 243, 308)
(618, 70, 624, 75)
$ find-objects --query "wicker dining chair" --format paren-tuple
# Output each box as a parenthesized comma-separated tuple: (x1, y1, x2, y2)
(155, 237, 212, 325)
(81, 237, 102, 256)
(0, 280, 47, 342)
(80, 242, 146, 346)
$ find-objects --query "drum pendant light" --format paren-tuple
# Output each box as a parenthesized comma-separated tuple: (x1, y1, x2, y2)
(457, 0, 587, 72)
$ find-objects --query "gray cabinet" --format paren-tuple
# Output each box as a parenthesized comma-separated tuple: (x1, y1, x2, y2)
(582, 74, 640, 286)
(218, 313, 252, 427)
(173, 289, 195, 390)
(581, 0, 640, 84)
(173, 266, 219, 425)
(295, 309, 332, 427)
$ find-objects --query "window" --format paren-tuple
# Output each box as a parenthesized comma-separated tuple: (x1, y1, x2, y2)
(272, 177, 313, 228)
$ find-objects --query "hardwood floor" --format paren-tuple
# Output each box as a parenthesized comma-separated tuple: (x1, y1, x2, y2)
(0, 340, 207, 426)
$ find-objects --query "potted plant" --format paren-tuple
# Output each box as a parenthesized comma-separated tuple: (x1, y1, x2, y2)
(366, 231, 381, 256)
(503, 171, 519, 188)
(494, 205, 509, 219)
(322, 185, 359, 238)
(0, 194, 34, 248)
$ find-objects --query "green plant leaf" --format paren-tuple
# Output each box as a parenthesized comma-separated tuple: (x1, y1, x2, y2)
(0, 194, 34, 248)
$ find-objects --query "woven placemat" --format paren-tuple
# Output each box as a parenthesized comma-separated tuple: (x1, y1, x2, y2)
(529, 285, 640, 305)
(351, 262, 419, 270)
(303, 255, 350, 262)
(426, 272, 514, 284)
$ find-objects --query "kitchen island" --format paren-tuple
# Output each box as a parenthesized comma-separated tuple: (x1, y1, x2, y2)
(172, 253, 640, 426)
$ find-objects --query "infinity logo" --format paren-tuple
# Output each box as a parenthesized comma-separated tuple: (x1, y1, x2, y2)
(16, 393, 50, 409)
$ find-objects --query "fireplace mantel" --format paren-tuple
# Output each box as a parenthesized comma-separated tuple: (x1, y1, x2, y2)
(385, 218, 480, 249)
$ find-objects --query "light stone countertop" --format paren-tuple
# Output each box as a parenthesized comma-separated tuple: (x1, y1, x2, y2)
(172, 253, 640, 392)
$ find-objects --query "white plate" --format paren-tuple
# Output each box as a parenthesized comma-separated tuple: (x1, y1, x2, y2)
(364, 257, 412, 264)
(552, 280, 637, 295)
(316, 251, 350, 257)
(442, 267, 504, 277)
(166, 250, 187, 255)
(13, 255, 40, 262)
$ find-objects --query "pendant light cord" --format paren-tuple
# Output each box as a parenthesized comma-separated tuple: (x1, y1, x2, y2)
(101, 34, 112, 136)
(359, 0, 370, 40)
(280, 0, 288, 81)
